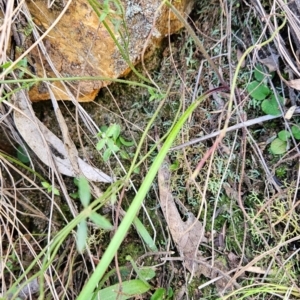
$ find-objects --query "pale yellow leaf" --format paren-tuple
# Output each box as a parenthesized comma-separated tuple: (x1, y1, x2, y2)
(259, 54, 279, 72)
(287, 78, 300, 90)
(284, 105, 297, 120)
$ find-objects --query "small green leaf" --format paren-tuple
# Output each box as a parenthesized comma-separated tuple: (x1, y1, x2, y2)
(106, 124, 120, 139)
(17, 57, 27, 68)
(99, 11, 108, 22)
(139, 268, 156, 281)
(247, 81, 270, 100)
(292, 125, 300, 140)
(78, 176, 91, 207)
(270, 138, 288, 155)
(69, 192, 79, 199)
(41, 181, 59, 194)
(74, 178, 79, 186)
(170, 160, 179, 170)
(17, 146, 30, 163)
(89, 212, 113, 230)
(148, 88, 155, 95)
(94, 279, 151, 300)
(120, 150, 130, 159)
(278, 130, 291, 142)
(133, 166, 140, 174)
(112, 124, 121, 141)
(119, 136, 135, 147)
(96, 139, 106, 151)
(76, 220, 88, 253)
(133, 217, 158, 252)
(148, 88, 164, 102)
(106, 139, 119, 152)
(254, 65, 265, 82)
(151, 288, 166, 300)
(103, 148, 112, 161)
(41, 181, 50, 189)
(167, 288, 174, 298)
(52, 187, 60, 196)
(99, 125, 108, 133)
(115, 138, 122, 148)
(261, 95, 283, 116)
(1, 61, 12, 69)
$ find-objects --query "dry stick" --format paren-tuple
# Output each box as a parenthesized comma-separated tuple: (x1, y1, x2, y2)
(236, 111, 251, 289)
(114, 184, 127, 299)
(170, 110, 300, 151)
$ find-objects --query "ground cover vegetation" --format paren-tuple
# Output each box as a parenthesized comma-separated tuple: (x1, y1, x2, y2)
(1, 0, 300, 299)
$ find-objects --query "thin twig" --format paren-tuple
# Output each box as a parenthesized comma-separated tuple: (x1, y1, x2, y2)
(170, 109, 300, 151)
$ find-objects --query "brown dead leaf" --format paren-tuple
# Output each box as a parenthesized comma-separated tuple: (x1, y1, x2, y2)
(223, 182, 243, 201)
(285, 105, 297, 120)
(236, 48, 246, 68)
(286, 78, 300, 90)
(157, 156, 238, 294)
(259, 53, 279, 72)
(228, 252, 239, 264)
(209, 83, 225, 109)
(157, 161, 207, 258)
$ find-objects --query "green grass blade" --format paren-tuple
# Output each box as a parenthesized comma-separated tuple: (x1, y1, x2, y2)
(133, 217, 158, 252)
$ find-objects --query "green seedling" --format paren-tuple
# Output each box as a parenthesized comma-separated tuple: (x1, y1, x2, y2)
(261, 94, 284, 116)
(170, 159, 179, 171)
(247, 65, 271, 101)
(126, 255, 154, 286)
(1, 57, 34, 79)
(91, 279, 151, 300)
(41, 182, 60, 196)
(151, 287, 174, 300)
(148, 87, 166, 102)
(247, 80, 270, 101)
(247, 65, 283, 116)
(23, 22, 34, 36)
(292, 125, 300, 139)
(96, 124, 134, 161)
(247, 65, 298, 154)
(76, 176, 113, 253)
(270, 125, 300, 155)
(86, 256, 154, 299)
(275, 166, 287, 179)
(133, 166, 140, 174)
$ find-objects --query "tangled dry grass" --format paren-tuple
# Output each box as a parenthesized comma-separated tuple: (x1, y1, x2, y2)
(1, 0, 300, 299)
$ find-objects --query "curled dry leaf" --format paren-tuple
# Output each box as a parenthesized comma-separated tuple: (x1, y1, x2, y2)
(259, 53, 279, 72)
(158, 157, 207, 268)
(236, 47, 246, 68)
(158, 154, 237, 293)
(285, 105, 297, 120)
(13, 90, 112, 183)
(286, 78, 300, 90)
